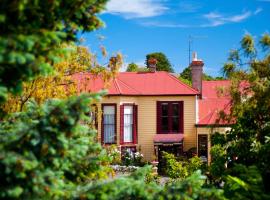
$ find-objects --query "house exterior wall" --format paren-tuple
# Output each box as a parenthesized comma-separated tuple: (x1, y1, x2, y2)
(96, 95, 197, 162)
(196, 126, 231, 164)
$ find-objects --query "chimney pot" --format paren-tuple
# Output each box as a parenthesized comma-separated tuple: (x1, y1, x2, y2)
(147, 58, 157, 73)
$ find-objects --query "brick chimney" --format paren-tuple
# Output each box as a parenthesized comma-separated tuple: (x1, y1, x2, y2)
(190, 52, 204, 97)
(147, 58, 157, 73)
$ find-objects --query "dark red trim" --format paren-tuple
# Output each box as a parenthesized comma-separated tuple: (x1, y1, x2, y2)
(157, 101, 161, 135)
(133, 104, 138, 144)
(101, 103, 117, 144)
(120, 103, 138, 145)
(179, 101, 184, 134)
(120, 104, 124, 145)
(156, 101, 184, 134)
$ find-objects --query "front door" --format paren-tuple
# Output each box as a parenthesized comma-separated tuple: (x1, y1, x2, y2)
(157, 144, 182, 174)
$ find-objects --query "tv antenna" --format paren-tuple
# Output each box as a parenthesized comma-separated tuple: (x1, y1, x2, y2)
(188, 35, 207, 66)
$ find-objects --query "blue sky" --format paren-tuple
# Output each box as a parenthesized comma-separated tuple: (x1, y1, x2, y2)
(81, 0, 270, 77)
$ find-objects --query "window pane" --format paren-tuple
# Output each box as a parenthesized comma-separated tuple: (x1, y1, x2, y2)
(124, 106, 133, 114)
(172, 117, 179, 132)
(103, 105, 115, 143)
(161, 103, 168, 116)
(104, 106, 115, 115)
(161, 117, 169, 132)
(124, 106, 133, 142)
(104, 124, 115, 143)
(172, 103, 179, 116)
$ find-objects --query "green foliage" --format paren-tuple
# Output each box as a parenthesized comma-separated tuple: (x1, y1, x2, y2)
(224, 165, 270, 200)
(179, 76, 192, 86)
(210, 132, 226, 146)
(126, 62, 139, 72)
(209, 145, 226, 180)
(163, 152, 189, 179)
(156, 170, 226, 200)
(180, 67, 192, 81)
(212, 33, 270, 197)
(106, 145, 121, 165)
(146, 52, 174, 72)
(75, 167, 225, 200)
(162, 152, 203, 179)
(0, 0, 108, 102)
(0, 93, 112, 199)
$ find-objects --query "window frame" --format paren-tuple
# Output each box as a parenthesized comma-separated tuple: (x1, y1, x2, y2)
(120, 103, 138, 145)
(101, 103, 117, 144)
(157, 101, 184, 134)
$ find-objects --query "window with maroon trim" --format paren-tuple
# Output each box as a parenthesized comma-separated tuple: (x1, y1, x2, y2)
(102, 104, 116, 144)
(120, 104, 138, 144)
(157, 101, 183, 134)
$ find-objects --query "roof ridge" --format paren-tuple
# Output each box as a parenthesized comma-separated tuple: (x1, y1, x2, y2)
(167, 73, 199, 94)
(113, 78, 122, 94)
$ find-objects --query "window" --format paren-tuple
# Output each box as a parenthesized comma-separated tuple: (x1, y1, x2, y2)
(157, 101, 183, 134)
(102, 104, 116, 144)
(124, 106, 133, 142)
(198, 135, 208, 163)
(120, 104, 138, 144)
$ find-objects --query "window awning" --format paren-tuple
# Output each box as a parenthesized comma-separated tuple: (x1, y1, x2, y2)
(153, 134, 184, 144)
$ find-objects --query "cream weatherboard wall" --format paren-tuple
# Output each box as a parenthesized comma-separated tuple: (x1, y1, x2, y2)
(96, 95, 197, 161)
(196, 126, 231, 164)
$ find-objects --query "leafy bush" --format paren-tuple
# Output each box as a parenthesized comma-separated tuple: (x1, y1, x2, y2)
(0, 93, 112, 199)
(106, 145, 121, 165)
(75, 167, 226, 200)
(224, 165, 270, 200)
(209, 144, 227, 181)
(162, 152, 203, 179)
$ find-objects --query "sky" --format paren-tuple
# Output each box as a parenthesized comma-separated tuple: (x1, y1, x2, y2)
(80, 0, 270, 77)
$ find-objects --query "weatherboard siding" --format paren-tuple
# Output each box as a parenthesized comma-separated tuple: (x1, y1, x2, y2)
(97, 95, 197, 162)
(196, 127, 231, 164)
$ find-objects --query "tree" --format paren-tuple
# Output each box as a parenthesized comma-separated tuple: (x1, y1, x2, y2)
(126, 62, 139, 72)
(1, 43, 122, 113)
(0, 93, 114, 199)
(210, 33, 270, 198)
(0, 0, 108, 103)
(146, 52, 174, 72)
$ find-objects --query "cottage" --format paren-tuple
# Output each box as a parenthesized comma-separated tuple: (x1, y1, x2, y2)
(73, 54, 231, 164)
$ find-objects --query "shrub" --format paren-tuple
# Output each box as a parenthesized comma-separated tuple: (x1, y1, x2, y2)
(163, 152, 203, 179)
(0, 94, 112, 199)
(106, 145, 121, 165)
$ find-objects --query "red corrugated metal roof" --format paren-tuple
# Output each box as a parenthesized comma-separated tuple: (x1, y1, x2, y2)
(72, 72, 199, 96)
(153, 134, 184, 143)
(197, 80, 232, 126)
